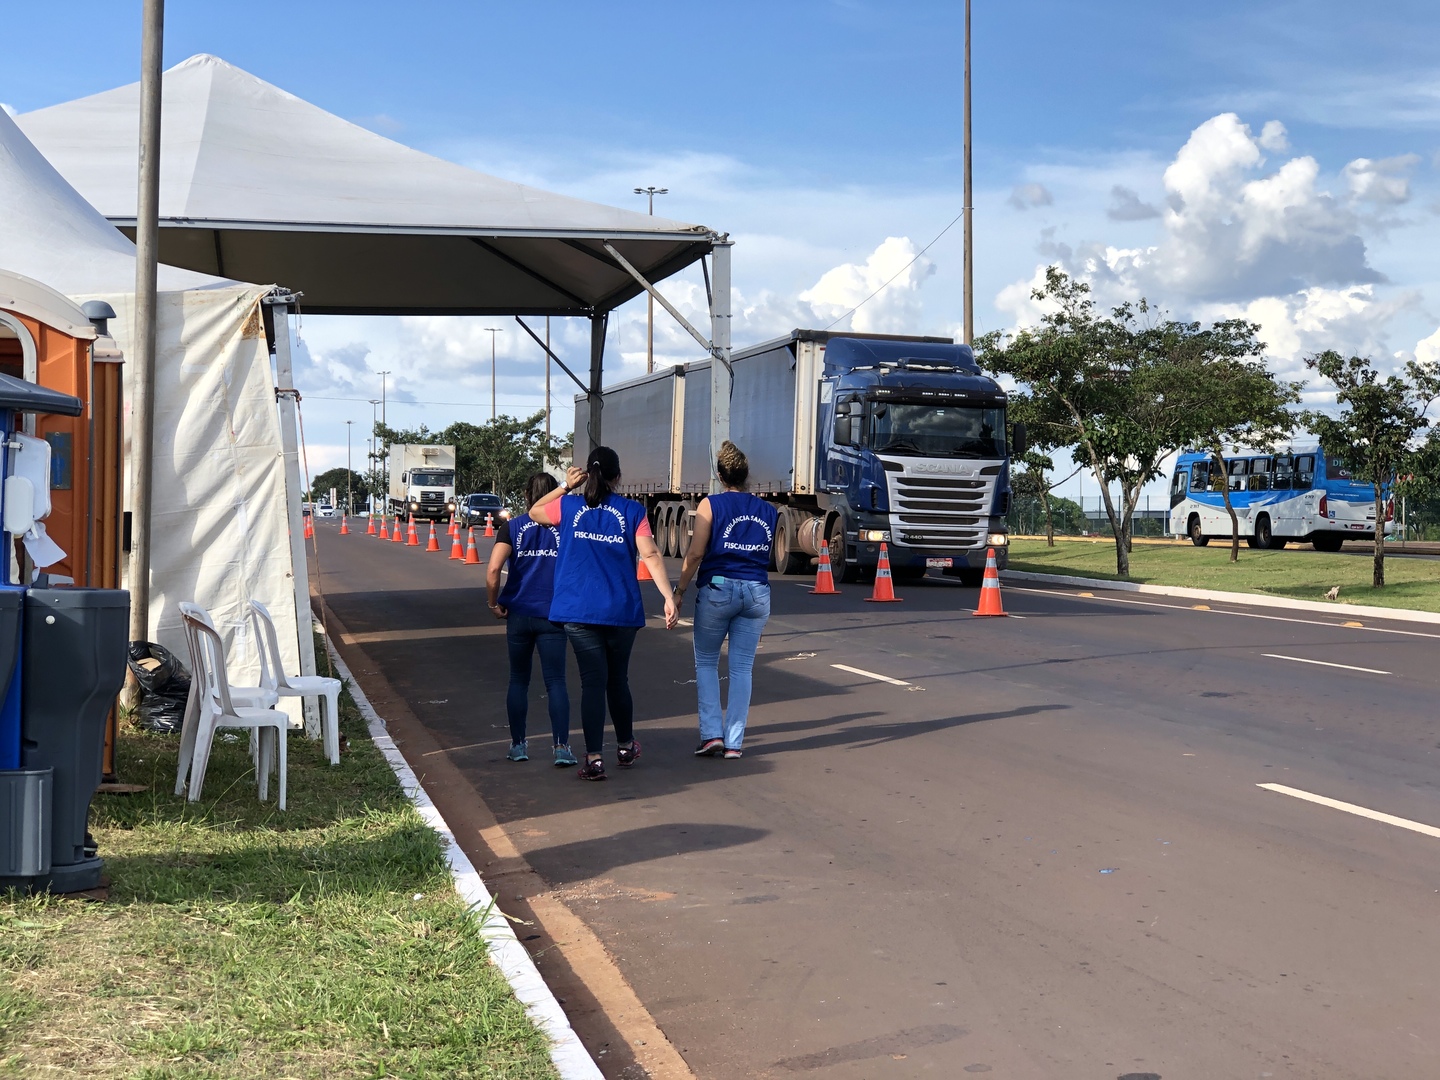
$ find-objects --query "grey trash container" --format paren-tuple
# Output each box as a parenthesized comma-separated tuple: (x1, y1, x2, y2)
(0, 768, 52, 878)
(18, 588, 129, 893)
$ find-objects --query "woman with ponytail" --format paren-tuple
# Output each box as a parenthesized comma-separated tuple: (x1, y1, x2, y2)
(530, 446, 678, 781)
(675, 441, 777, 758)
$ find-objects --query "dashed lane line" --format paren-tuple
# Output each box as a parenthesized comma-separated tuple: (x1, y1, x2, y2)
(830, 663, 912, 687)
(1258, 783, 1440, 840)
(1262, 653, 1392, 676)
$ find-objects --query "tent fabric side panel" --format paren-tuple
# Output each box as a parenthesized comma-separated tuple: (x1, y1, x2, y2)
(90, 285, 302, 721)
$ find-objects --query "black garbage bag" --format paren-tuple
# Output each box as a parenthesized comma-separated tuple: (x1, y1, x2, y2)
(126, 641, 191, 734)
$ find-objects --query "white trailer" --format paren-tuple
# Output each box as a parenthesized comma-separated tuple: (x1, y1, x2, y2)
(388, 444, 457, 520)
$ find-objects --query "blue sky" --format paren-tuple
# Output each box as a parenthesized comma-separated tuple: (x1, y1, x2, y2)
(8, 1, 1440, 492)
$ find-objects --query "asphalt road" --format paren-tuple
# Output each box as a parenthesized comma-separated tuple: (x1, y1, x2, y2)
(312, 519, 1440, 1080)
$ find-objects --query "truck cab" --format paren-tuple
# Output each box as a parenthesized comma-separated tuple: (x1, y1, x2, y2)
(819, 338, 1020, 582)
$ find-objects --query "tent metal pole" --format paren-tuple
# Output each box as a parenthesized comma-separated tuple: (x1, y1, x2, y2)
(127, 0, 164, 668)
(586, 313, 606, 459)
(266, 296, 320, 736)
(962, 0, 973, 346)
(708, 240, 733, 495)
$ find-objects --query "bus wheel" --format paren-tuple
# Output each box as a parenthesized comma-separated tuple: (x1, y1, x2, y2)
(1188, 516, 1209, 547)
(1253, 515, 1273, 549)
(1313, 533, 1344, 552)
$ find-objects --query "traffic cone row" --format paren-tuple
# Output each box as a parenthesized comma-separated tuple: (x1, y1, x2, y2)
(864, 543, 901, 603)
(973, 547, 1007, 617)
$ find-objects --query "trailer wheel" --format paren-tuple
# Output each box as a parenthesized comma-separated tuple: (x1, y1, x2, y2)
(827, 515, 862, 584)
(677, 510, 693, 559)
(656, 505, 674, 558)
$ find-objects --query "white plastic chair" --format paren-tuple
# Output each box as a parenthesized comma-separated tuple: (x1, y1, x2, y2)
(178, 611, 289, 810)
(174, 602, 278, 797)
(249, 599, 342, 765)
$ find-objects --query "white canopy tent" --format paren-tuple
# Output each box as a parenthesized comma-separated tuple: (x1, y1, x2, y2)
(17, 53, 736, 462)
(0, 108, 305, 715)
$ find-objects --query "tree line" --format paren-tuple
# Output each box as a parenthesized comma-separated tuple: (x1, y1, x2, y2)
(978, 268, 1440, 588)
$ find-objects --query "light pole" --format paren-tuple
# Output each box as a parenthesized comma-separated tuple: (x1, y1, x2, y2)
(368, 398, 381, 512)
(377, 370, 391, 511)
(962, 0, 973, 346)
(484, 328, 502, 420)
(634, 186, 668, 373)
(345, 420, 353, 514)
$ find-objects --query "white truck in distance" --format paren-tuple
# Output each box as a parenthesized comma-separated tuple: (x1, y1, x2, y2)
(388, 444, 457, 521)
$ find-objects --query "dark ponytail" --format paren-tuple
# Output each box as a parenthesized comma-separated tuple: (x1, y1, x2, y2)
(524, 471, 558, 510)
(584, 446, 622, 508)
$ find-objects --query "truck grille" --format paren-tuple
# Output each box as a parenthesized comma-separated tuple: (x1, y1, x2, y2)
(419, 490, 445, 506)
(884, 465, 997, 551)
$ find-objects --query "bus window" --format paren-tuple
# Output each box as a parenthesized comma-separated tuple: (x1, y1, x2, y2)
(1247, 472, 1271, 491)
(1190, 461, 1209, 489)
(1170, 470, 1188, 496)
(1228, 459, 1248, 477)
(1296, 455, 1315, 488)
(1273, 455, 1294, 490)
(1325, 454, 1353, 481)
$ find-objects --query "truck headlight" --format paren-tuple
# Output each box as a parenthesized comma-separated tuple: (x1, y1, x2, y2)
(986, 533, 1009, 547)
(860, 529, 890, 542)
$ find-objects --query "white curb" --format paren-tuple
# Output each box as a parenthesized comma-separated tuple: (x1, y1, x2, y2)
(1002, 569, 1440, 626)
(322, 634, 603, 1080)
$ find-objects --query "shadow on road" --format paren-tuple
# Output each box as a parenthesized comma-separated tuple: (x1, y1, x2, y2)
(524, 822, 770, 885)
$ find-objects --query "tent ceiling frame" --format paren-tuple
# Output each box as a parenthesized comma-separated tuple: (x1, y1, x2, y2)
(600, 241, 731, 373)
(514, 316, 590, 399)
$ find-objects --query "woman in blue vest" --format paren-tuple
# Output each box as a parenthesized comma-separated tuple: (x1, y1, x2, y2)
(486, 473, 576, 766)
(530, 446, 678, 781)
(676, 441, 777, 759)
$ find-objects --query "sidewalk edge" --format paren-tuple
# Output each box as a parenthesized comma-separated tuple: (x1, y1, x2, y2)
(322, 629, 604, 1080)
(1002, 569, 1440, 625)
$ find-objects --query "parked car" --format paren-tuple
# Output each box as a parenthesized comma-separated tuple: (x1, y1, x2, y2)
(457, 492, 509, 530)
(315, 503, 335, 518)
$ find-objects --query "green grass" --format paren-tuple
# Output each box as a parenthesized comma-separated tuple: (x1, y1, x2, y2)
(1008, 538, 1440, 613)
(0, 646, 558, 1080)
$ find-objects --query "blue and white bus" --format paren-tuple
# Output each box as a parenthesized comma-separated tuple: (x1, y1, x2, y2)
(1168, 446, 1394, 551)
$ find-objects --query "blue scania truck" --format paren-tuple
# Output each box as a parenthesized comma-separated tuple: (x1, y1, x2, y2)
(587, 330, 1025, 584)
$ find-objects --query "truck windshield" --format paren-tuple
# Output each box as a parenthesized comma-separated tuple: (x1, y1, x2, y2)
(411, 471, 453, 486)
(869, 403, 1006, 458)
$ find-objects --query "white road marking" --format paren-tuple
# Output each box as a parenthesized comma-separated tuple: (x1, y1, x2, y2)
(1258, 783, 1440, 840)
(830, 663, 912, 687)
(1262, 653, 1391, 675)
(1007, 585, 1440, 640)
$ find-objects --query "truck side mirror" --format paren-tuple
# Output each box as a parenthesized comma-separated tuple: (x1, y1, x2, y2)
(834, 415, 852, 446)
(1011, 422, 1028, 458)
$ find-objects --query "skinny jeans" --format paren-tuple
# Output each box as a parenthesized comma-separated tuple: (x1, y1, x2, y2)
(562, 623, 639, 756)
(505, 615, 571, 747)
(691, 578, 770, 750)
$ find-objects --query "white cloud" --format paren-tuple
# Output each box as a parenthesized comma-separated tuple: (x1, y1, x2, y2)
(1008, 183, 1053, 210)
(1106, 185, 1160, 221)
(1342, 154, 1419, 205)
(1416, 326, 1440, 366)
(799, 236, 937, 334)
(1257, 120, 1289, 153)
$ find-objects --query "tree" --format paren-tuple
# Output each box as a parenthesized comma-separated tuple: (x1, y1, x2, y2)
(375, 411, 567, 508)
(978, 268, 1199, 577)
(1301, 351, 1440, 587)
(308, 467, 369, 509)
(1167, 320, 1301, 562)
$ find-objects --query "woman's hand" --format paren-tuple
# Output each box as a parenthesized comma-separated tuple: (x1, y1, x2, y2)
(488, 602, 508, 620)
(663, 596, 678, 630)
(565, 465, 586, 491)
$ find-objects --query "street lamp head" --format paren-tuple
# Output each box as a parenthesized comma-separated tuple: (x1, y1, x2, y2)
(634, 186, 668, 196)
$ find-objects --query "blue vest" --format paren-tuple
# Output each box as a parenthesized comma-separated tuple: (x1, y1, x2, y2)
(548, 494, 648, 627)
(498, 514, 560, 619)
(698, 492, 777, 587)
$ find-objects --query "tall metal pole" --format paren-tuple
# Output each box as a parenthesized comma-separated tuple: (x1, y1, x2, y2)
(484, 328, 502, 421)
(368, 398, 380, 513)
(345, 420, 353, 514)
(634, 186, 668, 374)
(128, 0, 165, 657)
(962, 0, 974, 346)
(544, 316, 552, 445)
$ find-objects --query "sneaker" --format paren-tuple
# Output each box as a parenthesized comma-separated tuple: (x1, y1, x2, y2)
(577, 756, 607, 781)
(553, 744, 578, 767)
(694, 737, 725, 757)
(616, 739, 641, 767)
(723, 748, 743, 759)
(506, 741, 529, 762)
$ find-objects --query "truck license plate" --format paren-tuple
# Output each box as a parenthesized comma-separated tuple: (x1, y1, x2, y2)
(926, 557, 953, 568)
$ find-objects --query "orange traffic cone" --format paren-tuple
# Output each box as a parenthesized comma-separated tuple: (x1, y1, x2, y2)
(809, 541, 840, 594)
(339, 514, 349, 535)
(304, 514, 314, 540)
(366, 513, 376, 536)
(463, 527, 481, 564)
(637, 556, 652, 581)
(449, 527, 464, 560)
(864, 542, 902, 602)
(484, 513, 495, 538)
(449, 515, 459, 539)
(973, 548, 1007, 617)
(406, 515, 419, 546)
(426, 520, 441, 552)
(379, 515, 390, 540)
(392, 514, 405, 543)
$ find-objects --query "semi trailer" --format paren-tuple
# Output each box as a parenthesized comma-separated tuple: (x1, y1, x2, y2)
(388, 443, 457, 521)
(582, 330, 1025, 584)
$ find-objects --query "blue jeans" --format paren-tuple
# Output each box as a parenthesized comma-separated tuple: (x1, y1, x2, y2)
(563, 624, 639, 756)
(506, 615, 571, 747)
(692, 578, 770, 750)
